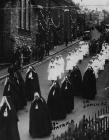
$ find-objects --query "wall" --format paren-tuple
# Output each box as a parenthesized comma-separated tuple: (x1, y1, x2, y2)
(0, 0, 39, 62)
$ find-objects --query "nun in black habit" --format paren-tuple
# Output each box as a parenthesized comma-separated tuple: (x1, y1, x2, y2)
(69, 66, 82, 96)
(25, 66, 41, 101)
(61, 76, 74, 114)
(3, 66, 25, 111)
(14, 68, 27, 107)
(29, 92, 52, 138)
(0, 96, 20, 140)
(47, 80, 66, 120)
(82, 65, 97, 99)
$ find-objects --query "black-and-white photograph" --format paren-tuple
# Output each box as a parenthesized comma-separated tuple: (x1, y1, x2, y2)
(0, 0, 109, 140)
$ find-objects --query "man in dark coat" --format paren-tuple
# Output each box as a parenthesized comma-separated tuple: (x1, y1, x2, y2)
(69, 66, 82, 96)
(61, 76, 74, 114)
(29, 92, 52, 138)
(25, 66, 41, 101)
(0, 96, 20, 140)
(47, 80, 66, 120)
(82, 66, 97, 99)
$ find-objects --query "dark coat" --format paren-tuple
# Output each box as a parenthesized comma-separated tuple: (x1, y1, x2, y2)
(70, 66, 82, 96)
(47, 81, 66, 120)
(29, 97, 52, 138)
(0, 97, 20, 140)
(82, 67, 97, 99)
(61, 78, 74, 113)
(25, 70, 41, 101)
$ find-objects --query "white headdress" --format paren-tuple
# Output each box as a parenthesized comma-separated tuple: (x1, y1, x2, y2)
(26, 66, 32, 74)
(0, 96, 11, 110)
(34, 92, 40, 98)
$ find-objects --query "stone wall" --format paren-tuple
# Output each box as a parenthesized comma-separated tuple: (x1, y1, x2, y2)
(10, 1, 38, 50)
(0, 0, 39, 62)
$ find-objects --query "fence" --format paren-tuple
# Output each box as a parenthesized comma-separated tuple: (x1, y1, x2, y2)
(53, 104, 109, 140)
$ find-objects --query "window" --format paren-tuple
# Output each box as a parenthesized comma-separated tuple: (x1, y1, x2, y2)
(18, 0, 31, 33)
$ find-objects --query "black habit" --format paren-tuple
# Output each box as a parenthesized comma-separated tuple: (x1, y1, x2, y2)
(47, 81, 66, 120)
(70, 66, 82, 96)
(14, 69, 27, 107)
(29, 96, 52, 138)
(3, 75, 25, 111)
(0, 96, 20, 140)
(25, 69, 41, 101)
(61, 77, 74, 113)
(82, 66, 97, 99)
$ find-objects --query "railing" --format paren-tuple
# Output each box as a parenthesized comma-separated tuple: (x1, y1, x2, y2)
(53, 105, 109, 140)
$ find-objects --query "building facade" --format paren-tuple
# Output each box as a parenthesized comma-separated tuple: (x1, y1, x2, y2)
(0, 0, 77, 62)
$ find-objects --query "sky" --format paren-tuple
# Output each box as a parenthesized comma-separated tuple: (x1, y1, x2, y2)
(73, 0, 109, 11)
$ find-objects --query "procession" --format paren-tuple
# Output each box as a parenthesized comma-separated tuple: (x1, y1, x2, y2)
(0, 0, 109, 140)
(0, 35, 109, 139)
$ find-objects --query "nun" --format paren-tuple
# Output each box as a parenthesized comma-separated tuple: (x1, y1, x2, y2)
(47, 80, 66, 120)
(0, 96, 20, 140)
(82, 65, 97, 99)
(25, 66, 41, 101)
(69, 66, 82, 96)
(14, 68, 27, 107)
(61, 76, 74, 114)
(29, 92, 52, 138)
(3, 66, 25, 111)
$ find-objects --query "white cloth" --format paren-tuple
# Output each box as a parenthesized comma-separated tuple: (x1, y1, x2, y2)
(66, 55, 73, 71)
(48, 61, 57, 81)
(60, 57, 65, 74)
(54, 59, 61, 79)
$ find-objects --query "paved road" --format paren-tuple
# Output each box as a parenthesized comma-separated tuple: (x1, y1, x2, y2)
(0, 41, 109, 140)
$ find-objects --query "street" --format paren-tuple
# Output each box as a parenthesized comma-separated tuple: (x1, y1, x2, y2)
(0, 42, 109, 140)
